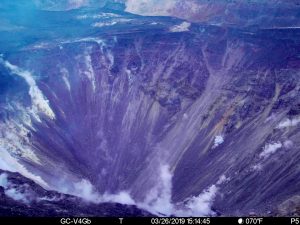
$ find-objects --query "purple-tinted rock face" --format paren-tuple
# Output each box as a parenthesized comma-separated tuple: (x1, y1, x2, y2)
(0, 0, 300, 217)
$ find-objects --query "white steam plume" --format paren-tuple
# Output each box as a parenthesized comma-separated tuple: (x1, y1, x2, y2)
(141, 165, 174, 216)
(0, 173, 31, 204)
(260, 142, 282, 159)
(0, 59, 55, 121)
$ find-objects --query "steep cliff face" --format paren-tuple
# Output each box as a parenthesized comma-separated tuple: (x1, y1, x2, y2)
(0, 1, 299, 216)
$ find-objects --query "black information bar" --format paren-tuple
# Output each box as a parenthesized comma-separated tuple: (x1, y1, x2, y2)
(0, 217, 299, 225)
